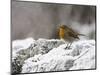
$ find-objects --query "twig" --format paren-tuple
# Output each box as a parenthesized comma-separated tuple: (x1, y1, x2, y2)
(74, 50, 89, 61)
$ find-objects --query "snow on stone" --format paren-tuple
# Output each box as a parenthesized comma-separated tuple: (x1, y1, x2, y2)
(12, 37, 35, 51)
(12, 38, 95, 73)
(70, 40, 95, 70)
(12, 37, 35, 59)
(12, 38, 64, 64)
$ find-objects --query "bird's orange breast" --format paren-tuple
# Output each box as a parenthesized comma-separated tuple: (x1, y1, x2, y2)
(59, 28, 65, 39)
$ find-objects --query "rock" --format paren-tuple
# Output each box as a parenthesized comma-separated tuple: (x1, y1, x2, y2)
(12, 38, 64, 74)
(13, 38, 95, 73)
(12, 38, 95, 73)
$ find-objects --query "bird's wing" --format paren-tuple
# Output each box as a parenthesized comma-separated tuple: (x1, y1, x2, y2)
(68, 30, 79, 39)
(65, 26, 79, 34)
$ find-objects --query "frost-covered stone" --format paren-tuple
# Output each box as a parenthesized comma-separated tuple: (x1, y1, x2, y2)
(18, 39, 95, 73)
(12, 38, 95, 74)
(70, 40, 95, 70)
(12, 37, 35, 58)
(12, 38, 64, 73)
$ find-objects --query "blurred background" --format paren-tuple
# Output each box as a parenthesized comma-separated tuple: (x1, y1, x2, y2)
(11, 0, 96, 41)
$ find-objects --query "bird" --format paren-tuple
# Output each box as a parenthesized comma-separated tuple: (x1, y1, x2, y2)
(58, 25, 85, 49)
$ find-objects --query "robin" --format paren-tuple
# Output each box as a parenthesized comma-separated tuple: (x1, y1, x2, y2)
(58, 25, 85, 49)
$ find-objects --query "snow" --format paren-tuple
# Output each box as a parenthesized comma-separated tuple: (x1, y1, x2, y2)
(12, 37, 35, 59)
(12, 38, 95, 73)
(12, 37, 35, 51)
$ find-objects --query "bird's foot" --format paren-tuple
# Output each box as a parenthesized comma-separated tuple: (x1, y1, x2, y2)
(64, 46, 71, 50)
(64, 46, 68, 49)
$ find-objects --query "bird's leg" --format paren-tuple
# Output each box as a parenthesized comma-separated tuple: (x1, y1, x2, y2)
(68, 42, 73, 49)
(65, 41, 73, 49)
(64, 43, 69, 49)
(62, 40, 69, 49)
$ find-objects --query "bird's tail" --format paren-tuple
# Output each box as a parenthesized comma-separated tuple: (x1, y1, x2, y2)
(78, 34, 88, 38)
(78, 34, 86, 36)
